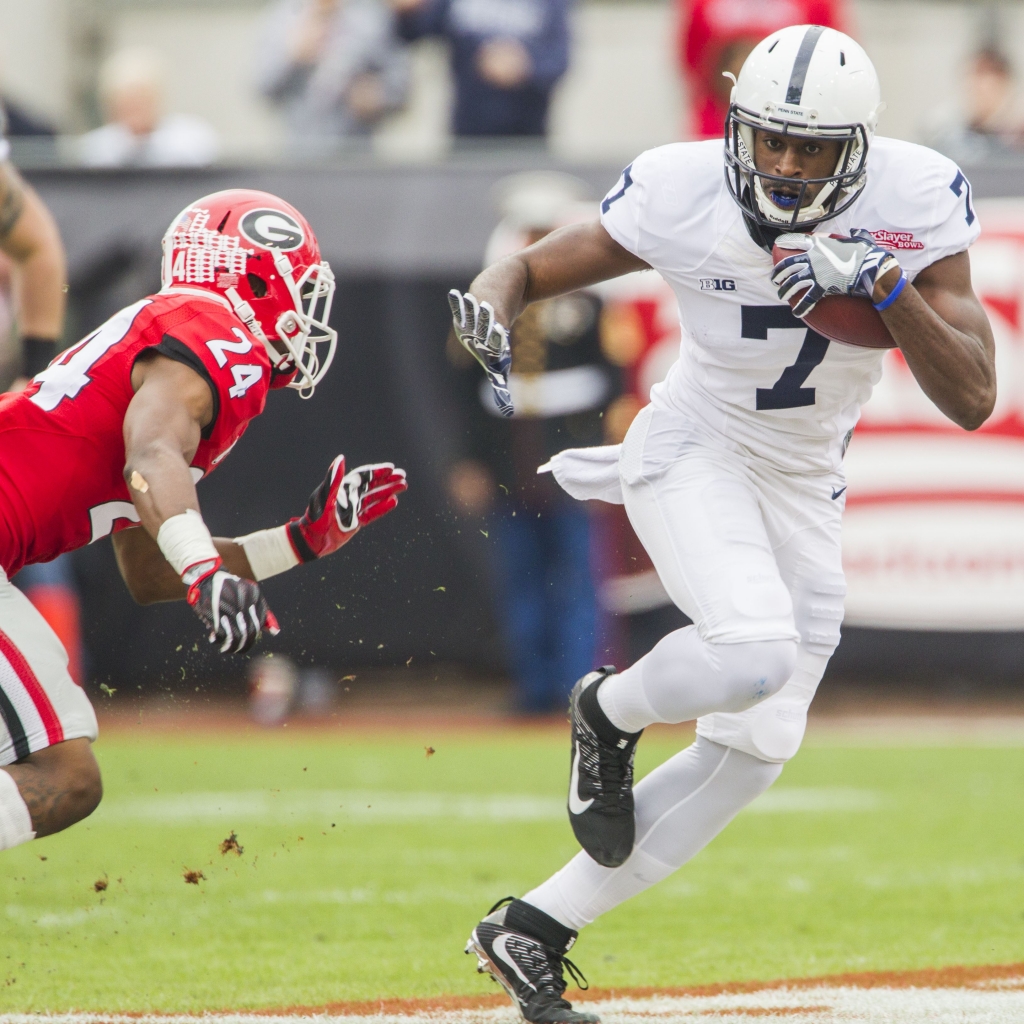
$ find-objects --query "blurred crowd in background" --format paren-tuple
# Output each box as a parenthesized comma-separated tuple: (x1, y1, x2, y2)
(3, 0, 1024, 165)
(1, 0, 1023, 718)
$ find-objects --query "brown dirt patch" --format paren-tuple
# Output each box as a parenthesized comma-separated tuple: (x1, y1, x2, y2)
(219, 831, 244, 856)
(697, 1010, 831, 1018)
(248, 961, 1024, 1016)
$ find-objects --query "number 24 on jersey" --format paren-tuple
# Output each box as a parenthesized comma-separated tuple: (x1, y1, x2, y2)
(206, 331, 262, 399)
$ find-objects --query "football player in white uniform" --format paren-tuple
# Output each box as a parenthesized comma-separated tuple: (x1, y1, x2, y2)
(449, 25, 995, 1024)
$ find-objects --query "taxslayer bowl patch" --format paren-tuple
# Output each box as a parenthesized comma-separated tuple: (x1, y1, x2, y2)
(239, 209, 305, 251)
(870, 229, 925, 250)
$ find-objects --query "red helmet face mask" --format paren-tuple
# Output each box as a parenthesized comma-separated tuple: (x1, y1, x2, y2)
(161, 189, 337, 397)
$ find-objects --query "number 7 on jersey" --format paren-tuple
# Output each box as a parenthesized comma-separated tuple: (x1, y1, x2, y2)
(743, 305, 831, 411)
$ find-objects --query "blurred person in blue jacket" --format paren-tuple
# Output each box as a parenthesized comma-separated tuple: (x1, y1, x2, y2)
(394, 0, 570, 139)
(259, 0, 411, 152)
(447, 173, 620, 713)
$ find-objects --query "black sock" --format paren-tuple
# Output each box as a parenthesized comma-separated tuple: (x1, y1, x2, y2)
(506, 899, 577, 952)
(580, 673, 641, 745)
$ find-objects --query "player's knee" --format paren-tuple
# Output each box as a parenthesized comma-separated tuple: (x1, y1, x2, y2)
(713, 637, 797, 712)
(27, 738, 103, 836)
(793, 572, 846, 658)
(67, 752, 103, 823)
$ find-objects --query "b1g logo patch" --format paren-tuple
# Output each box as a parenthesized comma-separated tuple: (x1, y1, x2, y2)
(239, 209, 305, 251)
(700, 278, 736, 292)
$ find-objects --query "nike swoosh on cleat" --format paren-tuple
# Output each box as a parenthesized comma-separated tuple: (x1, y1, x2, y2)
(568, 746, 594, 815)
(491, 933, 536, 989)
(831, 486, 847, 500)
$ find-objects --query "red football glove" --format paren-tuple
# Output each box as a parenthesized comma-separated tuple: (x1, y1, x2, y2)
(285, 455, 407, 563)
(184, 558, 280, 654)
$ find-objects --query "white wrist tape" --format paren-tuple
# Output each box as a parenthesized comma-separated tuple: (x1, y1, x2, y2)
(235, 525, 300, 581)
(156, 509, 220, 577)
(0, 769, 35, 850)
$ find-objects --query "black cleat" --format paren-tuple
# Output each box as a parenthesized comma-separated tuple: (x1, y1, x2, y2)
(466, 898, 600, 1024)
(568, 667, 642, 867)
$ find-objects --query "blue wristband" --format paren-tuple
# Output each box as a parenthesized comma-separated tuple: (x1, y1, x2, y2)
(873, 270, 907, 312)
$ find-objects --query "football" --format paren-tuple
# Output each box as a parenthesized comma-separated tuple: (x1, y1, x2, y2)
(772, 243, 897, 349)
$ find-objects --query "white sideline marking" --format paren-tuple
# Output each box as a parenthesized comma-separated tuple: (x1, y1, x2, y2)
(97, 791, 564, 823)
(8, 983, 1024, 1022)
(95, 787, 880, 824)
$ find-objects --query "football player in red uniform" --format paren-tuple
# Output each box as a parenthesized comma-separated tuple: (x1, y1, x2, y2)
(0, 188, 407, 853)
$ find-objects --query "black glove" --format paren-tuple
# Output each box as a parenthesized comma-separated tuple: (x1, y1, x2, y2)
(184, 558, 280, 654)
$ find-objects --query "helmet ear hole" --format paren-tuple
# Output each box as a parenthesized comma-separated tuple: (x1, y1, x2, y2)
(247, 272, 268, 298)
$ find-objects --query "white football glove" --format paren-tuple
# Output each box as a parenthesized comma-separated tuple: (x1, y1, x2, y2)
(772, 230, 901, 318)
(448, 289, 513, 417)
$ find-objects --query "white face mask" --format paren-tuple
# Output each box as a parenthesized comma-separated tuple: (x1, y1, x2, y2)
(270, 252, 338, 398)
(726, 112, 871, 231)
(223, 252, 338, 399)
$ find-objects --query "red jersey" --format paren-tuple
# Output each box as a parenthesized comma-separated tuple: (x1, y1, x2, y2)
(0, 291, 286, 576)
(679, 0, 848, 138)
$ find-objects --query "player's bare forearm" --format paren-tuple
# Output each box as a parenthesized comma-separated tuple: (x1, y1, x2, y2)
(112, 527, 254, 605)
(468, 221, 649, 327)
(877, 251, 996, 431)
(123, 354, 214, 538)
(0, 165, 66, 338)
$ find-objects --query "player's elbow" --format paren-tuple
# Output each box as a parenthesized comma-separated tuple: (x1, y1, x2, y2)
(122, 569, 161, 606)
(115, 547, 164, 606)
(957, 381, 996, 431)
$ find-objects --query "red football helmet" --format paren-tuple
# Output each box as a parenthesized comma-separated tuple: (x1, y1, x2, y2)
(161, 189, 336, 396)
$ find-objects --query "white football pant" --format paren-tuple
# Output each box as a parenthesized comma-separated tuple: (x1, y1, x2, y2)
(525, 401, 846, 929)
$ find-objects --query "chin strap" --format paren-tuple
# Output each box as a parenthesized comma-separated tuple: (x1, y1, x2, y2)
(741, 213, 787, 254)
(223, 285, 292, 372)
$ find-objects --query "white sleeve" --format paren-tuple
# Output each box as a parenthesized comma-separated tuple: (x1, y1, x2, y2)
(917, 166, 981, 272)
(598, 142, 725, 273)
(879, 151, 981, 280)
(599, 152, 651, 261)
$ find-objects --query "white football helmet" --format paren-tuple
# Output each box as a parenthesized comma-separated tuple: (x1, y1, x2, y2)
(724, 25, 884, 230)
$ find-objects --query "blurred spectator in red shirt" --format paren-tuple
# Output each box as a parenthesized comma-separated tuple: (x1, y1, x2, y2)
(679, 0, 849, 139)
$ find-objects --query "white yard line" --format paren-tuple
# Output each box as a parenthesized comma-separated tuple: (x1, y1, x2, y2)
(9, 983, 1024, 1024)
(804, 715, 1024, 746)
(93, 787, 881, 824)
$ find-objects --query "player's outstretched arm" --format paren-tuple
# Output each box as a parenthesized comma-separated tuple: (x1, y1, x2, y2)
(113, 455, 407, 603)
(112, 528, 253, 606)
(469, 220, 649, 329)
(121, 353, 279, 653)
(233, 455, 407, 578)
(878, 251, 996, 431)
(450, 221, 648, 415)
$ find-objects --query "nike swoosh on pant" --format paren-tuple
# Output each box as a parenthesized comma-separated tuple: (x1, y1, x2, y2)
(491, 933, 535, 989)
(831, 486, 847, 500)
(568, 745, 594, 815)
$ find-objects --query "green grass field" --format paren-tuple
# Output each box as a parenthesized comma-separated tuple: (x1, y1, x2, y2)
(3, 722, 1023, 1013)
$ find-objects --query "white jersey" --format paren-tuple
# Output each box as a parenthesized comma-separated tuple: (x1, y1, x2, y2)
(600, 137, 980, 474)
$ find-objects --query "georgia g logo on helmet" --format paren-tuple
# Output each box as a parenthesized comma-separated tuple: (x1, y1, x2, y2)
(239, 209, 305, 252)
